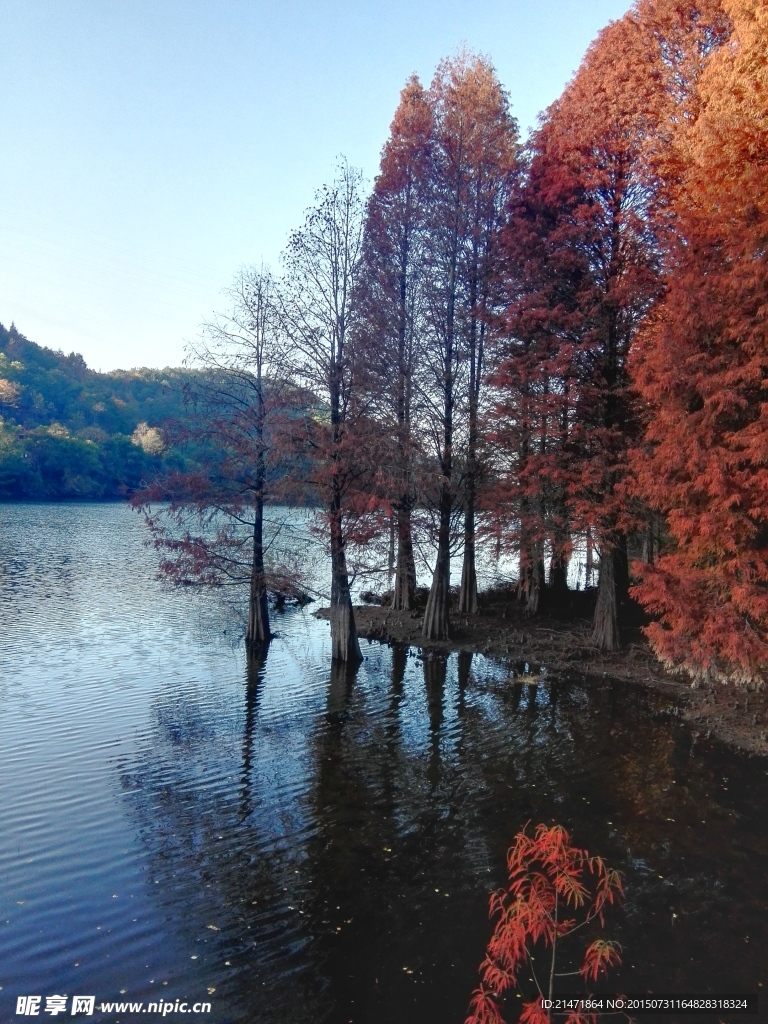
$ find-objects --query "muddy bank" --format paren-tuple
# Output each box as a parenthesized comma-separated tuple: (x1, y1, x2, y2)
(315, 602, 768, 758)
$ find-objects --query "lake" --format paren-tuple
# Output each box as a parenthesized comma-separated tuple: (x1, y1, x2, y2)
(1, 503, 766, 1023)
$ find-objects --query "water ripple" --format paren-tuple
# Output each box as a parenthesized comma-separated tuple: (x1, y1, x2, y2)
(1, 503, 768, 1023)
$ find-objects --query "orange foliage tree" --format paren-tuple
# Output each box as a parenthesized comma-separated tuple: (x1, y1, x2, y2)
(630, 0, 768, 684)
(466, 824, 625, 1024)
(488, 0, 729, 646)
(420, 52, 519, 640)
(358, 74, 433, 612)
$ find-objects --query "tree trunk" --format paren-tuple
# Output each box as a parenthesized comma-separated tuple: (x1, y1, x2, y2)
(459, 303, 481, 616)
(459, 495, 478, 614)
(585, 528, 594, 588)
(423, 485, 452, 639)
(518, 517, 544, 616)
(592, 541, 622, 651)
(329, 549, 362, 663)
(525, 549, 544, 616)
(549, 548, 570, 604)
(424, 169, 458, 640)
(329, 482, 362, 663)
(641, 522, 657, 564)
(388, 514, 396, 583)
(246, 494, 271, 644)
(392, 504, 417, 610)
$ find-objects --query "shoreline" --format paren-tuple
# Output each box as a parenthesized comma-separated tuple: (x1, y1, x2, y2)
(317, 603, 768, 758)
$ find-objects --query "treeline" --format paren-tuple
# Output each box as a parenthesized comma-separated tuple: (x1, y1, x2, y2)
(0, 323, 194, 498)
(144, 0, 767, 685)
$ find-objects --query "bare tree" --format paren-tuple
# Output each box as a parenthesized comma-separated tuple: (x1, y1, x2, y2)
(136, 265, 303, 646)
(193, 267, 291, 643)
(278, 161, 367, 662)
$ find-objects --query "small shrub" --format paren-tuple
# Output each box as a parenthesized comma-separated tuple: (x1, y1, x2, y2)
(467, 823, 625, 1024)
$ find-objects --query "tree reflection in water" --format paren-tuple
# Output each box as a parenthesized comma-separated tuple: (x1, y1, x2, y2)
(116, 636, 768, 1024)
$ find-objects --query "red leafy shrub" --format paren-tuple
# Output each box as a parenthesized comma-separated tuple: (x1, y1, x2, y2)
(467, 823, 625, 1024)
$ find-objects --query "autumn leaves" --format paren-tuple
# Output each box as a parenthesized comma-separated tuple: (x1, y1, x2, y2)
(360, 0, 767, 681)
(630, 0, 768, 684)
(153, 0, 766, 682)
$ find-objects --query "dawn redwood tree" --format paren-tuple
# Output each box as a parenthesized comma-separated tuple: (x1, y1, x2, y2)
(454, 59, 519, 616)
(278, 161, 367, 663)
(546, 17, 670, 651)
(630, 0, 768, 684)
(359, 74, 432, 611)
(489, 137, 590, 616)
(490, 0, 728, 645)
(421, 52, 518, 639)
(136, 266, 303, 645)
(419, 55, 468, 641)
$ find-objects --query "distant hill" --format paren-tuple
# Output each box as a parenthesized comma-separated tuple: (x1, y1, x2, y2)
(0, 323, 194, 499)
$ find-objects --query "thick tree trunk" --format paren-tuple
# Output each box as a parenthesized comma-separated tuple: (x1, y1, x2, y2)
(329, 551, 362, 663)
(525, 551, 544, 616)
(329, 492, 362, 663)
(549, 548, 570, 603)
(592, 541, 622, 651)
(517, 522, 544, 616)
(246, 495, 271, 644)
(423, 486, 452, 639)
(392, 505, 417, 610)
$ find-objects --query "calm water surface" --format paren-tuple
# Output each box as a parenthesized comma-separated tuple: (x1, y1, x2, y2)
(1, 503, 767, 1024)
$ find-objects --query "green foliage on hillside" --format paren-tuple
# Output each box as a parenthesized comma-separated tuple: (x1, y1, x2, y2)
(0, 323, 194, 499)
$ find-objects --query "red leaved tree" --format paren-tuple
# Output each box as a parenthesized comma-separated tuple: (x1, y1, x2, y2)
(488, 0, 729, 643)
(421, 52, 519, 639)
(630, 0, 768, 684)
(467, 824, 625, 1024)
(357, 73, 433, 611)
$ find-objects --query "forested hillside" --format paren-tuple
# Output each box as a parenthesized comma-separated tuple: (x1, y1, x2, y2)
(0, 322, 193, 499)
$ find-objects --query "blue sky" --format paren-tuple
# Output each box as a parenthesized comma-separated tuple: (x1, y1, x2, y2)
(0, 0, 632, 371)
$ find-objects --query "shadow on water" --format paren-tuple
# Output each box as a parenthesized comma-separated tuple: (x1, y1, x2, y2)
(108, 646, 768, 1024)
(239, 642, 270, 824)
(2, 505, 768, 1024)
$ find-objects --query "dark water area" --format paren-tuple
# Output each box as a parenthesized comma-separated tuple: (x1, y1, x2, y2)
(1, 503, 767, 1024)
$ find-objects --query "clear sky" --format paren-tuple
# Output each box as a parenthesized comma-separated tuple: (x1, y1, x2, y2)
(0, 0, 632, 372)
